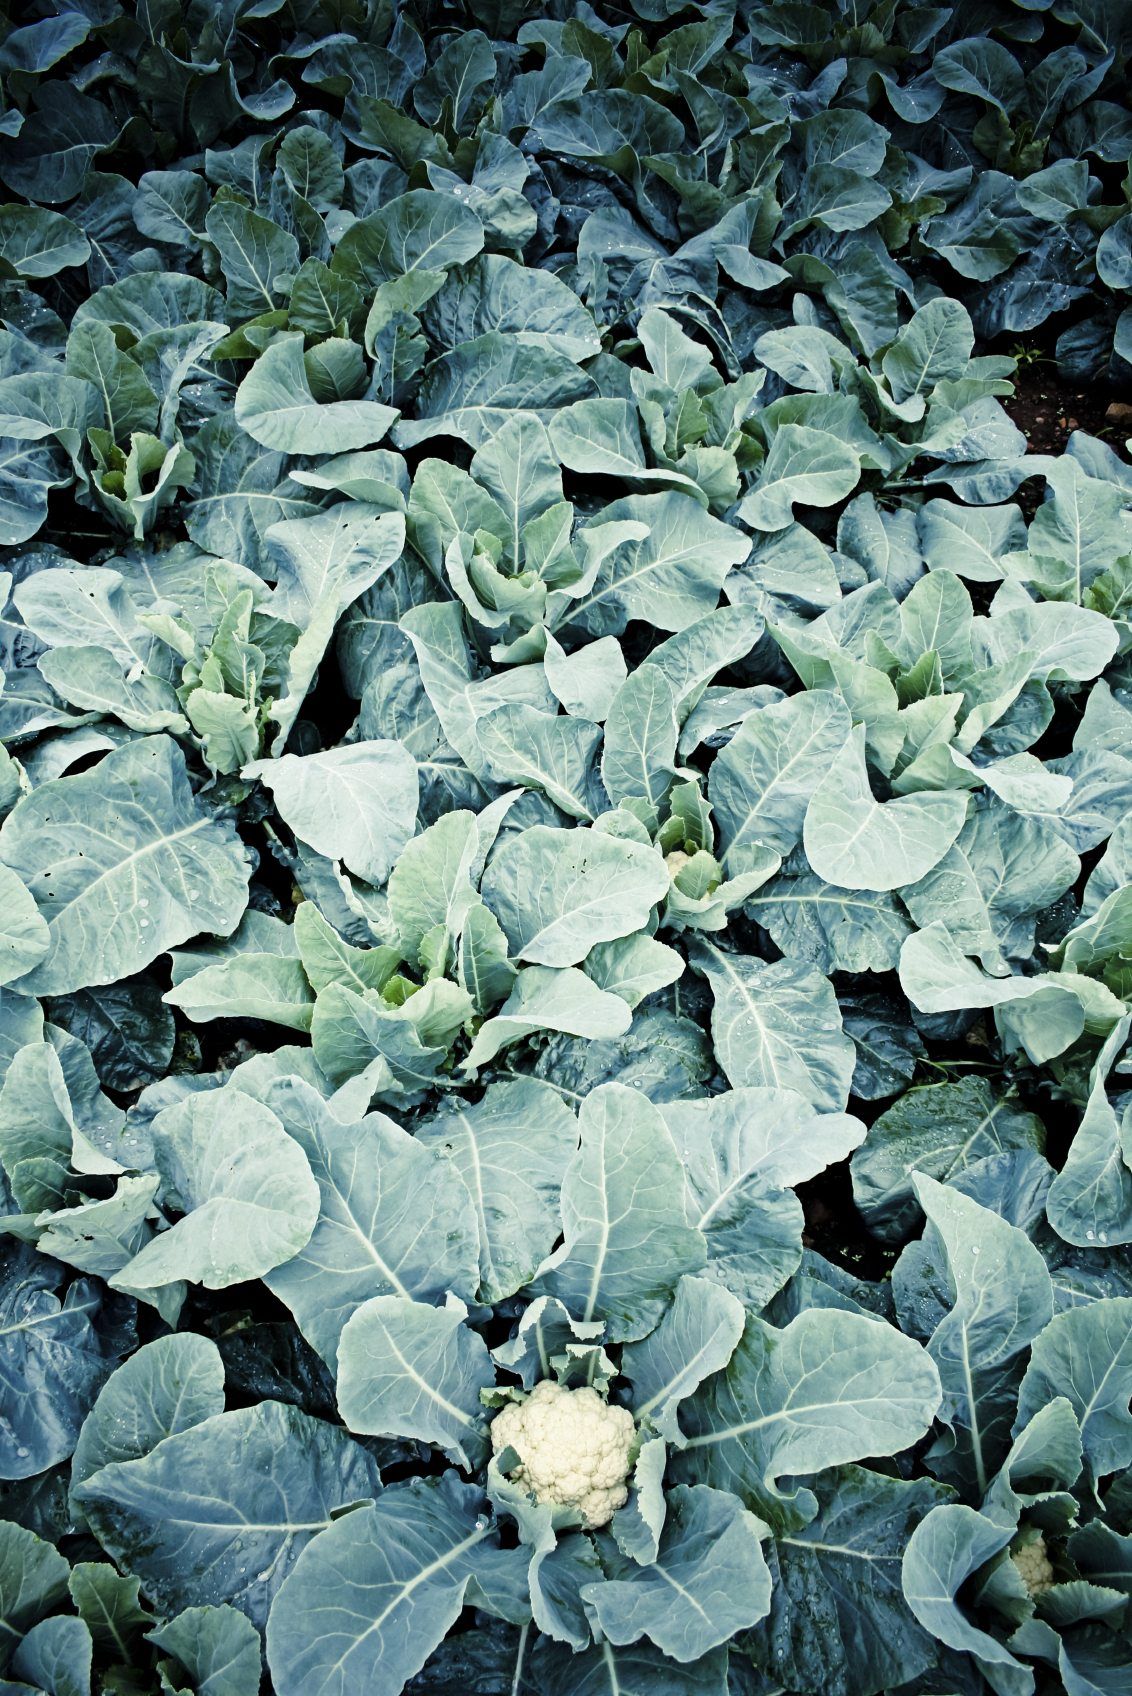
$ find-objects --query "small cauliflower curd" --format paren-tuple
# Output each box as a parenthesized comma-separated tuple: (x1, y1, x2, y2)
(1011, 1533, 1055, 1596)
(490, 1379, 635, 1529)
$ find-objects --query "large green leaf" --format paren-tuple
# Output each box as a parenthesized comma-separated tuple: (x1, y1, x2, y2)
(336, 1294, 494, 1466)
(674, 1308, 941, 1528)
(902, 805, 1079, 972)
(476, 706, 605, 821)
(462, 965, 632, 1069)
(709, 691, 850, 867)
(204, 203, 298, 321)
(692, 943, 856, 1111)
(535, 90, 685, 160)
(247, 740, 418, 886)
(0, 204, 89, 276)
(582, 1485, 771, 1662)
(261, 1075, 479, 1366)
(424, 255, 600, 362)
(601, 667, 680, 810)
(76, 1401, 379, 1626)
(0, 1257, 124, 1480)
(147, 1605, 262, 1696)
(416, 1080, 577, 1303)
(622, 1275, 745, 1441)
(70, 1334, 225, 1494)
(1016, 1298, 1132, 1481)
(898, 921, 1125, 1062)
(660, 1088, 864, 1307)
(266, 1474, 520, 1696)
(901, 1175, 1052, 1494)
(263, 505, 406, 748)
(534, 1082, 706, 1341)
(0, 436, 68, 543)
(1047, 1021, 1132, 1248)
(563, 492, 750, 635)
(110, 1087, 319, 1293)
(480, 825, 669, 967)
(0, 862, 48, 985)
(739, 426, 861, 531)
(66, 319, 158, 438)
(310, 977, 472, 1092)
(332, 190, 483, 284)
(0, 1521, 70, 1663)
(803, 725, 968, 892)
(392, 331, 594, 450)
(386, 804, 505, 960)
(902, 1504, 1019, 1670)
(0, 737, 250, 996)
(11, 1614, 93, 1696)
(549, 398, 690, 486)
(164, 953, 315, 1032)
(235, 334, 398, 453)
(881, 299, 974, 404)
(530, 1638, 728, 1694)
(745, 1467, 951, 1696)
(852, 1076, 1045, 1241)
(748, 872, 911, 974)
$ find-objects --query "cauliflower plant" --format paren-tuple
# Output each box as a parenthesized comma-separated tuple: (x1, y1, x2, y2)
(490, 1379, 636, 1529)
(1011, 1533, 1056, 1596)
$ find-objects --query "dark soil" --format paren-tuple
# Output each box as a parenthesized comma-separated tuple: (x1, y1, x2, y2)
(1004, 360, 1129, 459)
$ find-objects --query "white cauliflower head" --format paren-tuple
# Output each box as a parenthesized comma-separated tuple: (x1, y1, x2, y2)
(1011, 1533, 1056, 1596)
(490, 1379, 636, 1529)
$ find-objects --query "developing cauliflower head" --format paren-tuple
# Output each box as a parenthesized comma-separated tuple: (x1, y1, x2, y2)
(1011, 1533, 1055, 1596)
(490, 1379, 636, 1529)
